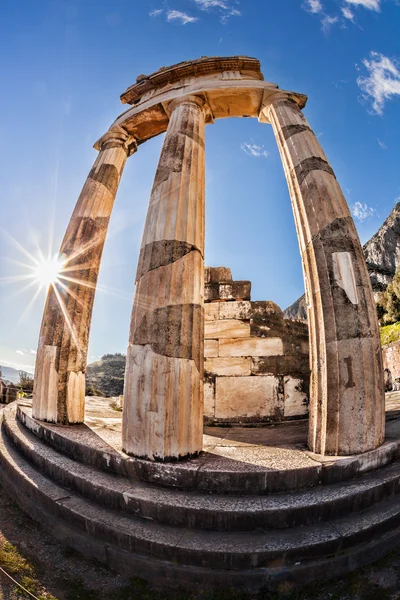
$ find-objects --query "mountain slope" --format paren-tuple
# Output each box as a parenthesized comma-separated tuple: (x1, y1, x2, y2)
(363, 202, 400, 293)
(284, 202, 400, 320)
(0, 366, 33, 384)
(86, 353, 125, 397)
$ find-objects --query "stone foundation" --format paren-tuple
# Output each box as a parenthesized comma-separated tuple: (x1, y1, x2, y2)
(383, 341, 400, 388)
(0, 381, 18, 405)
(204, 267, 310, 423)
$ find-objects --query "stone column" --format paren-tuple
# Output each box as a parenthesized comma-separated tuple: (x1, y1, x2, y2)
(33, 126, 136, 424)
(264, 96, 384, 455)
(123, 95, 207, 460)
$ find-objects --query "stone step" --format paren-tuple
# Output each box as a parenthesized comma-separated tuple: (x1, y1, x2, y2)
(16, 404, 400, 494)
(4, 404, 400, 532)
(2, 421, 400, 591)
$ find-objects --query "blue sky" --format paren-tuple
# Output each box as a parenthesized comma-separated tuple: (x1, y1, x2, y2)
(1, 0, 399, 373)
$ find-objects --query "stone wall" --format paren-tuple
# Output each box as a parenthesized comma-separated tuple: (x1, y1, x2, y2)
(382, 341, 400, 386)
(204, 267, 310, 423)
(0, 381, 18, 405)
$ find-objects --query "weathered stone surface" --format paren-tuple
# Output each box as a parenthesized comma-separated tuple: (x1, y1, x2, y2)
(205, 357, 251, 377)
(219, 337, 284, 357)
(251, 355, 309, 377)
(205, 319, 250, 340)
(132, 304, 204, 372)
(124, 96, 206, 460)
(121, 56, 263, 105)
(219, 301, 252, 320)
(267, 97, 384, 455)
(205, 303, 220, 321)
(383, 341, 400, 381)
(123, 344, 203, 460)
(215, 376, 283, 420)
(33, 127, 135, 424)
(204, 283, 221, 302)
(204, 281, 251, 302)
(204, 340, 218, 358)
(284, 377, 308, 418)
(232, 281, 251, 300)
(205, 266, 232, 283)
(0, 382, 18, 405)
(131, 251, 203, 332)
(136, 240, 197, 281)
(285, 200, 400, 317)
(204, 381, 215, 417)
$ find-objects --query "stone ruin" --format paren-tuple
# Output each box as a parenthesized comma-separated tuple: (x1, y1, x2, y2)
(204, 266, 309, 423)
(1, 56, 398, 593)
(0, 380, 18, 405)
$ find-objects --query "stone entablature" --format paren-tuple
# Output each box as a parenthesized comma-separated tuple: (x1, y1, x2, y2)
(203, 267, 309, 423)
(120, 56, 264, 105)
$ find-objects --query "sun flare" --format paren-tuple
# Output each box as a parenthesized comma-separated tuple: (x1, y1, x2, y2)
(33, 254, 65, 288)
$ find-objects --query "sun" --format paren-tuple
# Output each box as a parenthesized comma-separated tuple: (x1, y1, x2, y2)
(33, 254, 65, 289)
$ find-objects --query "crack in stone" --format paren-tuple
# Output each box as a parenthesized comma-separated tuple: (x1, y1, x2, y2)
(136, 241, 202, 281)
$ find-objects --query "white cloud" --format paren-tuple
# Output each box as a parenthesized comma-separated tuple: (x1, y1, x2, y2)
(0, 358, 34, 372)
(194, 0, 229, 7)
(341, 6, 355, 21)
(305, 0, 381, 32)
(193, 0, 241, 23)
(166, 10, 198, 24)
(321, 14, 339, 33)
(303, 0, 323, 13)
(30, 349, 37, 355)
(351, 201, 376, 221)
(344, 0, 380, 10)
(241, 142, 269, 158)
(149, 9, 163, 17)
(16, 350, 24, 355)
(357, 52, 400, 115)
(378, 138, 387, 149)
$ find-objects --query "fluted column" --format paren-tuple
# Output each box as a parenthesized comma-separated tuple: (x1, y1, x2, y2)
(33, 126, 136, 424)
(263, 96, 384, 455)
(123, 95, 207, 460)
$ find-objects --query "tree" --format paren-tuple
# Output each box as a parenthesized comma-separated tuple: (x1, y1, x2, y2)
(376, 268, 400, 325)
(17, 371, 34, 394)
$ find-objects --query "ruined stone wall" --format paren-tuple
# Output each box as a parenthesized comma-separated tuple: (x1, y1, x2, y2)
(204, 267, 310, 423)
(0, 381, 18, 405)
(383, 341, 400, 383)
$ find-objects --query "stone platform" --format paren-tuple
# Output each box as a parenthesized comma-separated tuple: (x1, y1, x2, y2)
(1, 397, 400, 592)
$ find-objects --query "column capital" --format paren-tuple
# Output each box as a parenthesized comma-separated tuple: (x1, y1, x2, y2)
(258, 90, 308, 124)
(94, 126, 137, 156)
(165, 94, 214, 123)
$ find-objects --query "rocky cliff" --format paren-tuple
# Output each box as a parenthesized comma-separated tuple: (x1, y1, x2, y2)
(363, 202, 400, 293)
(86, 353, 125, 397)
(284, 202, 400, 320)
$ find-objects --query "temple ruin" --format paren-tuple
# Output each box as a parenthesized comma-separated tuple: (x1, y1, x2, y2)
(1, 56, 397, 592)
(203, 266, 309, 423)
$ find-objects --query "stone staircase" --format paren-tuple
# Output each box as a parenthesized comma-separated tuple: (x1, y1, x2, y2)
(2, 402, 400, 592)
